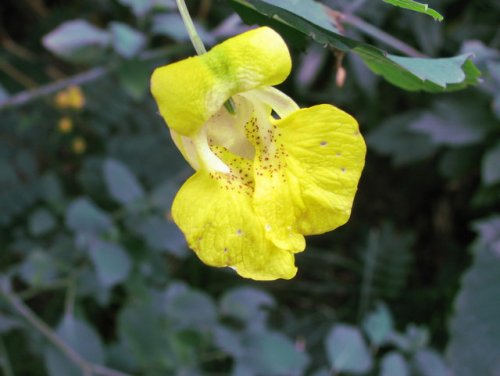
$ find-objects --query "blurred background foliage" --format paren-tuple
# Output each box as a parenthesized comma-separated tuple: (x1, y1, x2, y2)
(0, 0, 499, 375)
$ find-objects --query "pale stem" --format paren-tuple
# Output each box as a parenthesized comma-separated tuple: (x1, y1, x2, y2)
(176, 0, 207, 55)
(0, 284, 131, 376)
(64, 278, 76, 318)
(0, 44, 190, 111)
(193, 127, 230, 173)
(0, 335, 14, 376)
(175, 0, 236, 114)
(326, 7, 426, 58)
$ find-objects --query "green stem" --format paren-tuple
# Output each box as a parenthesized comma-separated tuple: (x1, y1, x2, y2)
(0, 284, 131, 376)
(0, 336, 15, 376)
(175, 0, 236, 114)
(176, 0, 207, 55)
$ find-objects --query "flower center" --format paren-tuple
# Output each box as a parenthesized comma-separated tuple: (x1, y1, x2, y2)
(175, 87, 299, 175)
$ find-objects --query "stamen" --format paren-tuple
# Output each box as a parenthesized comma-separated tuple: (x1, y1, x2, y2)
(242, 87, 299, 118)
(193, 127, 230, 173)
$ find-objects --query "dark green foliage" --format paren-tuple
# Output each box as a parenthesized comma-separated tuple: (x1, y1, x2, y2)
(446, 217, 500, 376)
(230, 0, 480, 91)
(0, 0, 498, 375)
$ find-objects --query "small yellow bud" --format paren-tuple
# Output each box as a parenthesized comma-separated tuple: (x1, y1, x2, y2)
(72, 137, 86, 154)
(57, 117, 73, 133)
(55, 86, 85, 109)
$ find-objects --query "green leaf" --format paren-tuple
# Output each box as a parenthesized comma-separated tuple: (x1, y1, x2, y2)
(117, 0, 152, 17)
(388, 324, 430, 353)
(213, 325, 244, 357)
(472, 216, 500, 244)
(409, 99, 494, 146)
(164, 284, 217, 329)
(0, 83, 9, 102)
(493, 94, 500, 120)
(230, 0, 480, 92)
(325, 324, 373, 374)
(134, 215, 187, 257)
(117, 0, 175, 17)
(358, 224, 415, 317)
(387, 54, 471, 88)
(109, 22, 146, 59)
(44, 315, 104, 376)
(40, 173, 65, 206)
(66, 197, 113, 235)
(88, 240, 131, 288)
(412, 349, 449, 376)
(29, 208, 56, 236)
(151, 14, 215, 45)
(481, 142, 500, 185)
(42, 19, 110, 63)
(438, 147, 481, 180)
(220, 286, 275, 323)
(367, 112, 438, 166)
(362, 302, 394, 347)
(116, 59, 152, 101)
(0, 315, 23, 333)
(103, 158, 144, 205)
(239, 332, 309, 375)
(447, 224, 500, 376)
(382, 0, 444, 21)
(118, 297, 175, 370)
(380, 351, 409, 376)
(18, 250, 59, 286)
(257, 0, 337, 32)
(357, 48, 480, 92)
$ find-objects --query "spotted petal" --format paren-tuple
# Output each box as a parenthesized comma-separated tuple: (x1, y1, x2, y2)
(172, 167, 297, 281)
(279, 104, 366, 235)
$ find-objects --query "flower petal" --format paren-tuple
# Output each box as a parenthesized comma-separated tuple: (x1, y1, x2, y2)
(243, 99, 305, 253)
(172, 168, 297, 280)
(278, 104, 366, 235)
(151, 27, 291, 136)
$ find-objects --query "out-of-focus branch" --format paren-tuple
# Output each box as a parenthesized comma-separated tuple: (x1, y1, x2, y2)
(326, 7, 427, 58)
(0, 59, 38, 89)
(0, 44, 189, 111)
(341, 0, 368, 15)
(0, 66, 107, 110)
(0, 335, 14, 376)
(0, 283, 131, 376)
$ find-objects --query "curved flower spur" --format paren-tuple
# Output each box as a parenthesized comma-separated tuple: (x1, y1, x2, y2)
(151, 27, 366, 280)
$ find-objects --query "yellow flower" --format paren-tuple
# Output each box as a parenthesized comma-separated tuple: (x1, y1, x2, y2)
(151, 27, 366, 280)
(55, 86, 85, 109)
(72, 137, 86, 154)
(58, 117, 73, 133)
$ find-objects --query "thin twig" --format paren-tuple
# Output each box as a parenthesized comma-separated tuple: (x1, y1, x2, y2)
(0, 335, 15, 376)
(0, 44, 189, 111)
(17, 279, 71, 300)
(342, 0, 368, 15)
(0, 285, 132, 376)
(326, 8, 427, 58)
(176, 0, 207, 55)
(176, 0, 236, 113)
(0, 58, 38, 88)
(0, 66, 107, 110)
(64, 279, 76, 318)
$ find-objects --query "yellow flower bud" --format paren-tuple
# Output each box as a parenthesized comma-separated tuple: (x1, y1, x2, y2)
(55, 86, 85, 109)
(57, 117, 73, 133)
(72, 137, 86, 154)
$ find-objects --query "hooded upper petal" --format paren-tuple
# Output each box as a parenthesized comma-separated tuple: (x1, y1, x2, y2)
(150, 27, 292, 136)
